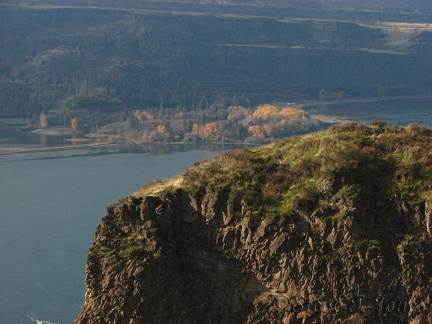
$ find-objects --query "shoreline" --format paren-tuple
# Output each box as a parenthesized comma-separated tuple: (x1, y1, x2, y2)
(297, 93, 432, 109)
(0, 139, 255, 156)
(0, 141, 120, 156)
(309, 114, 353, 124)
(1, 94, 430, 156)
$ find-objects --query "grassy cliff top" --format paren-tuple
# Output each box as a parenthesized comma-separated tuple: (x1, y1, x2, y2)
(137, 122, 432, 222)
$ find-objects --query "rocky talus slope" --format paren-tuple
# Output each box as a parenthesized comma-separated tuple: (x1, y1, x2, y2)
(77, 123, 432, 323)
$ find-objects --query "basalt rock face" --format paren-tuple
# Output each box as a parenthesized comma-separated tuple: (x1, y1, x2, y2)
(77, 123, 432, 323)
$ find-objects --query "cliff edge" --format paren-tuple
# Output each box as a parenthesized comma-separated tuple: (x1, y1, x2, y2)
(77, 122, 432, 323)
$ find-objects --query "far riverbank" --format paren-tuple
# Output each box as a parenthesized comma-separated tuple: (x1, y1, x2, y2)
(1, 95, 430, 155)
(0, 141, 119, 156)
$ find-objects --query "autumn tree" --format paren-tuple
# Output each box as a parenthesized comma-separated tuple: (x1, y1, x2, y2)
(203, 122, 219, 139)
(132, 110, 154, 122)
(132, 109, 142, 121)
(280, 107, 301, 116)
(192, 123, 202, 135)
(145, 112, 154, 120)
(156, 123, 170, 140)
(252, 105, 278, 118)
(248, 125, 264, 138)
(40, 113, 48, 128)
(263, 124, 273, 136)
(71, 117, 79, 130)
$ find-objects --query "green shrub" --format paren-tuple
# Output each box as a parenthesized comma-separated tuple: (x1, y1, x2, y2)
(353, 239, 381, 251)
(321, 254, 338, 262)
(400, 234, 423, 247)
(119, 245, 144, 257)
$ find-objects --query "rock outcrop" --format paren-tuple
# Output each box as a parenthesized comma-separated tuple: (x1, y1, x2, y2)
(77, 123, 432, 323)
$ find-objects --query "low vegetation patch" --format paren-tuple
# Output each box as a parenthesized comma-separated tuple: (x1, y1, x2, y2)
(353, 239, 382, 252)
(181, 123, 432, 226)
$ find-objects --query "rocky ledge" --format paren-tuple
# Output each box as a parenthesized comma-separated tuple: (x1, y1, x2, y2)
(77, 123, 432, 323)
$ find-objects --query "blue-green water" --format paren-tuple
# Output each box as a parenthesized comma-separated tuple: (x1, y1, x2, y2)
(0, 144, 241, 324)
(304, 96, 432, 126)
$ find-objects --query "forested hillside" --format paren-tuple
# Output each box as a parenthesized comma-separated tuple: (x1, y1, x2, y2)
(1, 1, 431, 118)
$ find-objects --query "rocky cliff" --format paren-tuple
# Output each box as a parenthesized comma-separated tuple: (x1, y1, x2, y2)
(77, 122, 432, 323)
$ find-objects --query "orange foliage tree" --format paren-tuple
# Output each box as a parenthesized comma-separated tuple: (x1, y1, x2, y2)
(133, 110, 154, 122)
(252, 105, 278, 118)
(263, 124, 273, 135)
(156, 124, 170, 139)
(203, 122, 219, 138)
(248, 125, 264, 138)
(132, 109, 142, 121)
(40, 114, 48, 128)
(71, 117, 79, 130)
(279, 107, 301, 116)
(143, 111, 154, 120)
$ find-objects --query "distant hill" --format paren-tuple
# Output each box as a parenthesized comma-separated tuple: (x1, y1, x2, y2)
(1, 1, 431, 118)
(9, 0, 432, 13)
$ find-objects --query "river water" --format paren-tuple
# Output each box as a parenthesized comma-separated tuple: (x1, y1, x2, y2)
(0, 96, 430, 323)
(0, 144, 242, 324)
(304, 96, 432, 126)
